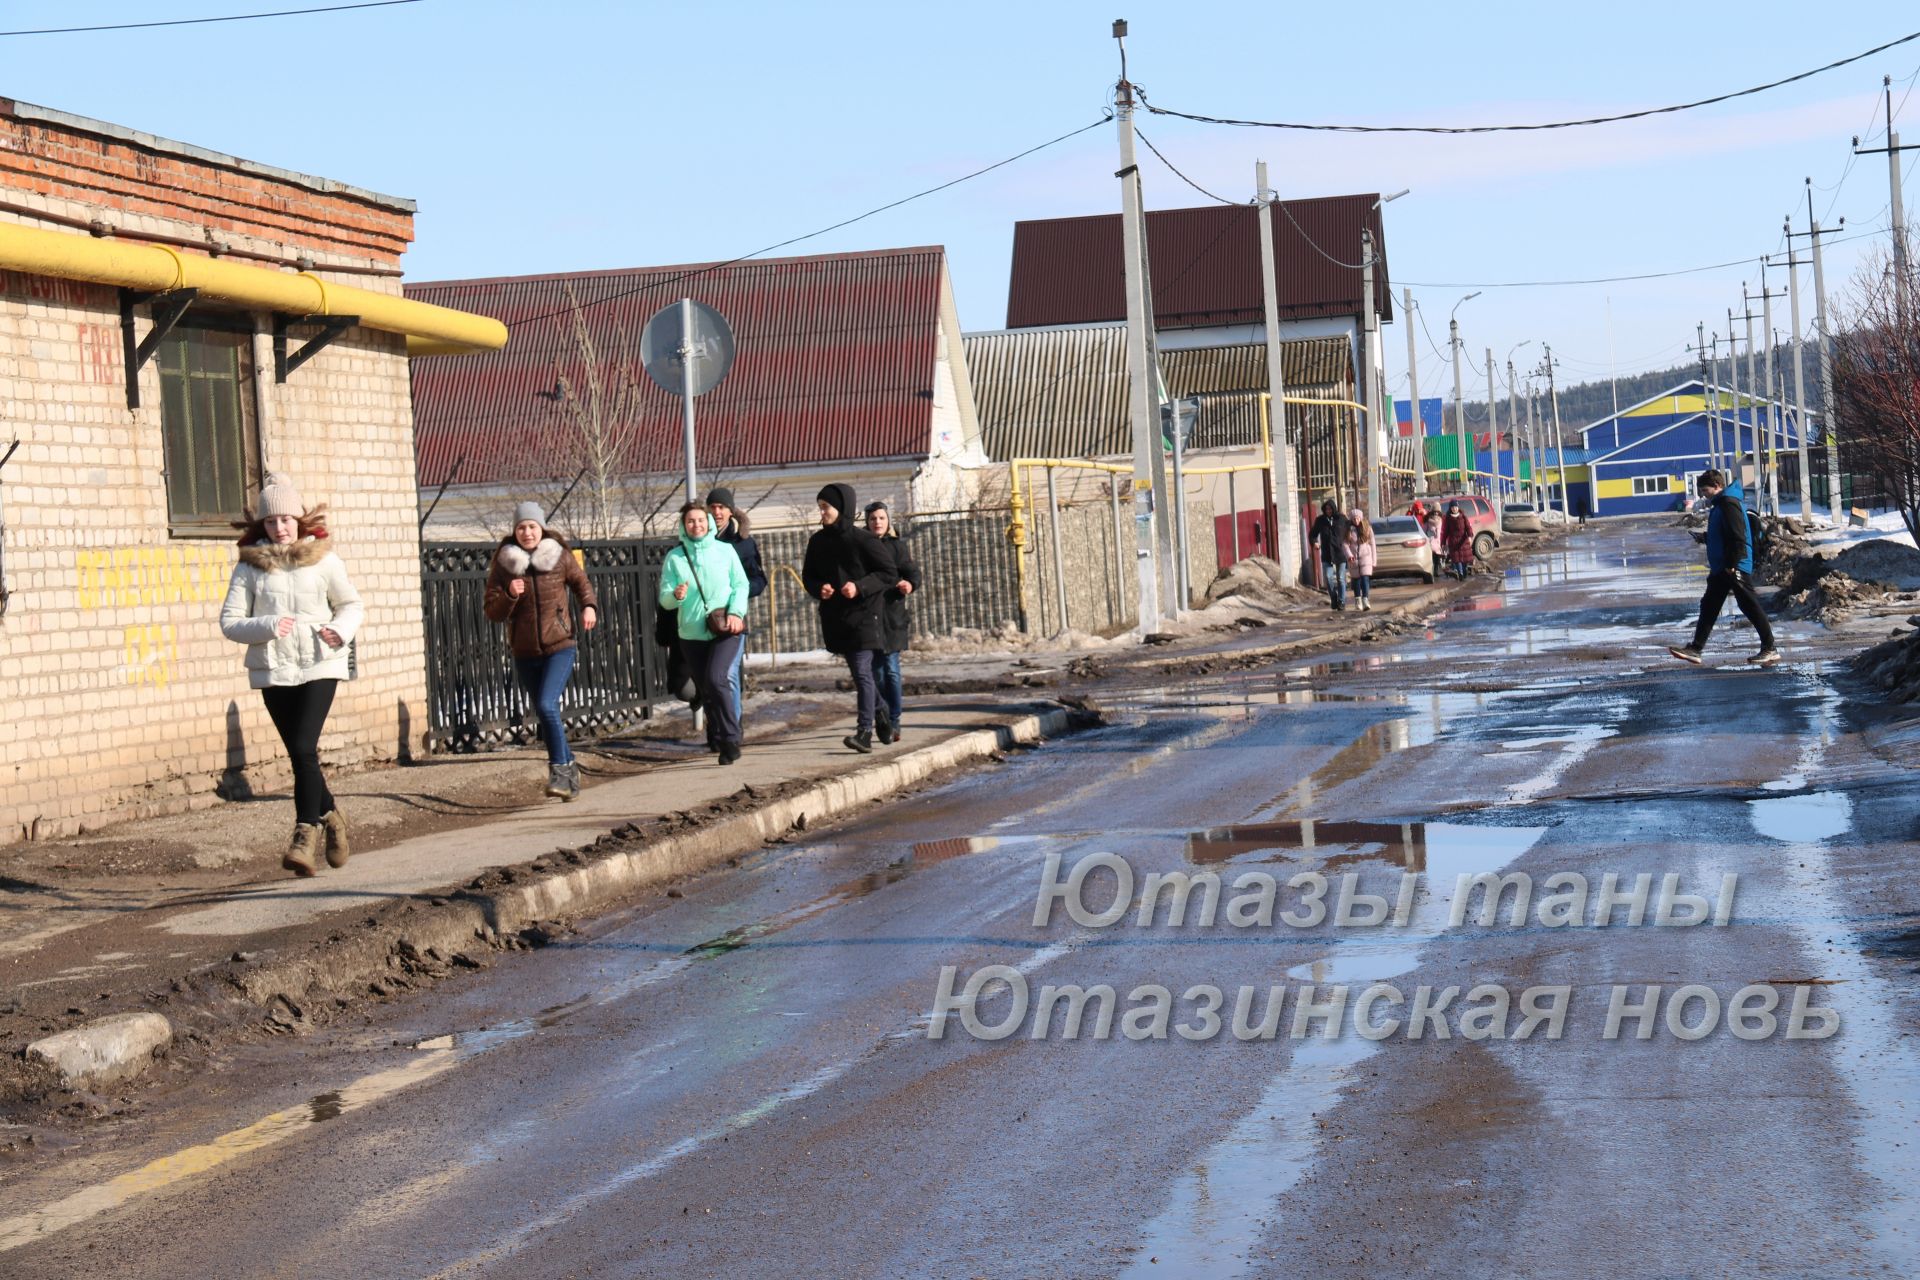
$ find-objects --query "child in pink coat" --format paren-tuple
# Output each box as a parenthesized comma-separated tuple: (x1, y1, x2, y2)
(1346, 511, 1378, 611)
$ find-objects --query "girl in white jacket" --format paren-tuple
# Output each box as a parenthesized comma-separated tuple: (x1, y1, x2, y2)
(219, 475, 363, 877)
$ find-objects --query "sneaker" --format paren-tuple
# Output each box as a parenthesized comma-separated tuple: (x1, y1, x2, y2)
(1668, 645, 1704, 665)
(843, 729, 873, 754)
(1750, 648, 1782, 667)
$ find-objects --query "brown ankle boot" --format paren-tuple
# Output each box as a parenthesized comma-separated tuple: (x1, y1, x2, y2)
(321, 809, 350, 868)
(283, 824, 322, 878)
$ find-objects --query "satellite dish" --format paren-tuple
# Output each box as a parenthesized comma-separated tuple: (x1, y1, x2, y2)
(640, 299, 736, 398)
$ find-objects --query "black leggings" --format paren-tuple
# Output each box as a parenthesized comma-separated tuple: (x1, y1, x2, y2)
(262, 680, 338, 826)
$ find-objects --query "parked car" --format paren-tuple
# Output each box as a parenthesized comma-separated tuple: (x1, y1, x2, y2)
(1395, 494, 1501, 560)
(1502, 503, 1544, 534)
(1370, 515, 1435, 584)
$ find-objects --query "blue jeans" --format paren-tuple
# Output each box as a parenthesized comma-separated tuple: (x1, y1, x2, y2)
(727, 637, 745, 721)
(515, 648, 577, 765)
(1352, 573, 1371, 600)
(1323, 561, 1348, 608)
(873, 650, 903, 726)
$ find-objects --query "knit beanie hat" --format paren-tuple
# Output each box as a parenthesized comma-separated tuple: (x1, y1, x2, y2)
(704, 487, 736, 510)
(513, 501, 546, 528)
(257, 474, 304, 520)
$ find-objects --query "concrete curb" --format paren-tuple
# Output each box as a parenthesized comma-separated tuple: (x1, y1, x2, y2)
(232, 705, 1077, 1012)
(27, 1012, 172, 1089)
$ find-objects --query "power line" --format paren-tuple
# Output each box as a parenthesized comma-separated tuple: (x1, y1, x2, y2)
(1133, 126, 1238, 206)
(1136, 29, 1920, 134)
(505, 114, 1113, 331)
(1276, 199, 1367, 270)
(0, 0, 419, 36)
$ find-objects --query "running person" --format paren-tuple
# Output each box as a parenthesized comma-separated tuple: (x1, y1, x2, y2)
(1669, 470, 1781, 666)
(485, 502, 598, 800)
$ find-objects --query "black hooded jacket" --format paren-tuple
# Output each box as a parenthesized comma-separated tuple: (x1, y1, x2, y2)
(802, 483, 896, 654)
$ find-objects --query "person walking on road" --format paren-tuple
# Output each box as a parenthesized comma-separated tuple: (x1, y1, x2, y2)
(1308, 498, 1352, 611)
(485, 502, 599, 800)
(1441, 501, 1475, 580)
(864, 501, 921, 743)
(706, 487, 766, 742)
(1669, 469, 1781, 667)
(219, 474, 364, 878)
(658, 501, 751, 765)
(1346, 509, 1377, 611)
(804, 483, 897, 754)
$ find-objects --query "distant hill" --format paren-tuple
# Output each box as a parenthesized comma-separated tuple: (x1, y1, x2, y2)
(1448, 345, 1826, 442)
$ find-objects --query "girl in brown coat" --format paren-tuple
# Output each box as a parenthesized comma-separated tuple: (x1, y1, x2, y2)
(483, 502, 598, 799)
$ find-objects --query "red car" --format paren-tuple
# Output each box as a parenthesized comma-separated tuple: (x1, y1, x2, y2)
(1393, 495, 1502, 561)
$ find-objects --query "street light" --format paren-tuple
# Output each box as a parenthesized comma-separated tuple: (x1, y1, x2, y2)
(1359, 188, 1409, 514)
(1449, 293, 1481, 491)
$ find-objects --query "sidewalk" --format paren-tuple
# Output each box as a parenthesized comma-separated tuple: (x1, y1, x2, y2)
(0, 694, 1077, 1101)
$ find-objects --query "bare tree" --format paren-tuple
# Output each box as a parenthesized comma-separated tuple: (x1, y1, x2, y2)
(1831, 239, 1920, 541)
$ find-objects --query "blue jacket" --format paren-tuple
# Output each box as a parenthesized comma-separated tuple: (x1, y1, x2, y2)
(1704, 478, 1753, 575)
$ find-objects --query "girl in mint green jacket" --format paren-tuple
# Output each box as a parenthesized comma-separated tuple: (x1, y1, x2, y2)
(658, 501, 751, 762)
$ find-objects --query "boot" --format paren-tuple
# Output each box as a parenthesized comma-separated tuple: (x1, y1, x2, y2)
(283, 823, 322, 878)
(545, 763, 570, 799)
(843, 729, 874, 754)
(320, 809, 351, 868)
(876, 714, 895, 745)
(718, 742, 742, 766)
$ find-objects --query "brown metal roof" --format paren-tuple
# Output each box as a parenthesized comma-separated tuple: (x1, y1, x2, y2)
(406, 247, 950, 488)
(965, 327, 1351, 460)
(1005, 195, 1391, 331)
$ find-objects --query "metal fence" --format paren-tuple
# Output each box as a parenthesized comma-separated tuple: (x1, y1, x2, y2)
(419, 540, 670, 751)
(419, 512, 1026, 745)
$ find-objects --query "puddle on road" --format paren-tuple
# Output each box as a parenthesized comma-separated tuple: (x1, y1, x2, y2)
(1748, 791, 1854, 844)
(1185, 820, 1547, 877)
(1122, 814, 1550, 1279)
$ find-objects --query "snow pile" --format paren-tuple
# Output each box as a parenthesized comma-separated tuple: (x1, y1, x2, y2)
(1779, 572, 1887, 626)
(1202, 556, 1323, 609)
(914, 621, 1117, 656)
(1819, 539, 1920, 591)
(1853, 620, 1920, 704)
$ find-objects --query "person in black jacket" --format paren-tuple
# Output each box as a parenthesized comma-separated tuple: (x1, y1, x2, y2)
(803, 483, 896, 753)
(1669, 470, 1780, 666)
(1308, 499, 1352, 610)
(706, 487, 766, 734)
(864, 501, 921, 744)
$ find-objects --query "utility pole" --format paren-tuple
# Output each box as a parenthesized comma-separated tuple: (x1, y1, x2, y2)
(1507, 356, 1521, 503)
(1543, 346, 1568, 519)
(1526, 381, 1541, 511)
(1807, 181, 1843, 525)
(1695, 322, 1713, 479)
(1757, 265, 1785, 518)
(1448, 293, 1478, 492)
(1781, 219, 1813, 520)
(1361, 227, 1382, 516)
(1404, 288, 1424, 497)
(1484, 347, 1500, 503)
(1707, 332, 1723, 474)
(1726, 307, 1745, 491)
(1113, 20, 1164, 630)
(1257, 160, 1303, 583)
(1737, 287, 1762, 507)
(1853, 75, 1914, 328)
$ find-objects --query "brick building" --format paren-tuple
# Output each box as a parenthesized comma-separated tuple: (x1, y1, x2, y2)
(0, 99, 503, 840)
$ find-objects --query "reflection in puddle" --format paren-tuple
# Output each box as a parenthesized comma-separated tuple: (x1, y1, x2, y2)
(1748, 791, 1853, 844)
(1188, 819, 1429, 868)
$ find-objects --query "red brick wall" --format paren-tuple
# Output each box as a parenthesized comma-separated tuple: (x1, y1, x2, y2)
(0, 102, 413, 263)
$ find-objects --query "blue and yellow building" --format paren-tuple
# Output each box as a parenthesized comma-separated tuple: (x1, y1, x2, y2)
(1577, 380, 1813, 517)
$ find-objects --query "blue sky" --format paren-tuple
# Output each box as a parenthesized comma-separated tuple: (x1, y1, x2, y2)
(8, 1, 1918, 409)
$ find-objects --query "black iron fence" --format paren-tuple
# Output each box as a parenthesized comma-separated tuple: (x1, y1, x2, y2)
(419, 540, 670, 751)
(419, 512, 1026, 746)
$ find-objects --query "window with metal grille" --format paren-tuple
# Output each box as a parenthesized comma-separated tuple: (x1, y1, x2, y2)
(159, 319, 259, 537)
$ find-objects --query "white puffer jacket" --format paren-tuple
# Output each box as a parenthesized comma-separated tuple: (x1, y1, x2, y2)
(219, 538, 364, 689)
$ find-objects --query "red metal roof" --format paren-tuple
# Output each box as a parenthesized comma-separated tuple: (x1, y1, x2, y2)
(1004, 195, 1391, 331)
(406, 247, 947, 487)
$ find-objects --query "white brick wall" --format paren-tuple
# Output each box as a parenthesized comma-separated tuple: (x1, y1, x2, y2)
(0, 262, 428, 841)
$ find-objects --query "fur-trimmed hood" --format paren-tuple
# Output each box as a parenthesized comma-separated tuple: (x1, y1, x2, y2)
(495, 534, 568, 575)
(237, 537, 333, 571)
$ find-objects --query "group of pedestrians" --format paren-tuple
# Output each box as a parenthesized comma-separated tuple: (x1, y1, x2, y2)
(1408, 498, 1477, 580)
(217, 475, 921, 879)
(1306, 498, 1377, 612)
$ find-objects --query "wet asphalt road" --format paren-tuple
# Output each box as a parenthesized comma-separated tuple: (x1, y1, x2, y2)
(3, 521, 1918, 1279)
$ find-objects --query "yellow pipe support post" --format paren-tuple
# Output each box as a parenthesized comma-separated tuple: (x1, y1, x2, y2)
(0, 219, 507, 355)
(1007, 458, 1132, 634)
